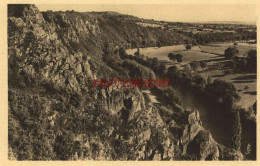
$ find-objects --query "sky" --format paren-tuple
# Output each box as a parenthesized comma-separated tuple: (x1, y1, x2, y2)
(37, 4, 257, 23)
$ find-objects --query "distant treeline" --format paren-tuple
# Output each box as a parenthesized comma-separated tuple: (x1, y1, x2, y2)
(41, 10, 256, 50)
(184, 31, 256, 45)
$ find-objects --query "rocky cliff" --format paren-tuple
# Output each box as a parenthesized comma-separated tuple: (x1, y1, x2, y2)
(8, 4, 243, 160)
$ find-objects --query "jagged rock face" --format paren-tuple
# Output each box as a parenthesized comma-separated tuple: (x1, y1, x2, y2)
(41, 11, 100, 45)
(94, 87, 175, 160)
(8, 5, 94, 93)
(126, 105, 175, 160)
(181, 110, 203, 146)
(186, 130, 219, 160)
(166, 109, 222, 160)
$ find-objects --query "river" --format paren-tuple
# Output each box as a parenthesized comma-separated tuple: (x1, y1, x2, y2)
(174, 86, 256, 160)
(143, 86, 256, 160)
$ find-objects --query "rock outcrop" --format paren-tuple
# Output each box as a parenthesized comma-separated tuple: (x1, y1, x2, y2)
(9, 4, 95, 93)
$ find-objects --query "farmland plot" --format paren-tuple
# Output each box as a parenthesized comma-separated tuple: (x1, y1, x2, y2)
(201, 43, 256, 57)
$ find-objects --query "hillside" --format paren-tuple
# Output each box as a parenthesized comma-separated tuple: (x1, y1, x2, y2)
(8, 4, 246, 160)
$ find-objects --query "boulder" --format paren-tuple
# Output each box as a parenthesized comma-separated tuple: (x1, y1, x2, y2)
(186, 130, 220, 160)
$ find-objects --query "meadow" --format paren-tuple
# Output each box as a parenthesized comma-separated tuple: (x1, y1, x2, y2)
(201, 43, 256, 56)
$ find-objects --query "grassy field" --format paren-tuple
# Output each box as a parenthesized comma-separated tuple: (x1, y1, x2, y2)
(201, 43, 256, 57)
(199, 43, 256, 108)
(127, 43, 257, 109)
(126, 45, 186, 61)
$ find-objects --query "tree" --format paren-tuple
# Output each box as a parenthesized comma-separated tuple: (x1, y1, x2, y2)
(53, 132, 74, 160)
(207, 76, 212, 84)
(123, 59, 155, 79)
(176, 54, 183, 63)
(224, 47, 239, 59)
(190, 61, 200, 72)
(200, 61, 207, 68)
(244, 85, 249, 91)
(114, 46, 119, 56)
(192, 74, 206, 90)
(134, 48, 140, 56)
(156, 41, 161, 48)
(158, 63, 167, 75)
(151, 57, 160, 73)
(232, 111, 242, 151)
(205, 79, 240, 108)
(186, 45, 191, 50)
(183, 64, 192, 73)
(103, 41, 111, 54)
(247, 49, 256, 72)
(163, 87, 181, 105)
(168, 53, 175, 62)
(119, 47, 126, 57)
(167, 65, 179, 77)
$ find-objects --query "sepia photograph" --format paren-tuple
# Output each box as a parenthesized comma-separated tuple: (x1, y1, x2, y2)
(4, 1, 258, 163)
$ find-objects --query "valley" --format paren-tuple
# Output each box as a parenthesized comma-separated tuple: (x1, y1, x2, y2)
(7, 4, 256, 161)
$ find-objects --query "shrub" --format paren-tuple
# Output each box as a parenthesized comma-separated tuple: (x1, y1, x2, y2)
(200, 61, 207, 68)
(168, 53, 175, 61)
(158, 63, 167, 75)
(151, 87, 181, 106)
(224, 47, 239, 59)
(176, 54, 183, 63)
(244, 85, 249, 91)
(205, 79, 240, 109)
(167, 65, 179, 78)
(190, 61, 200, 72)
(122, 59, 155, 79)
(186, 45, 191, 50)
